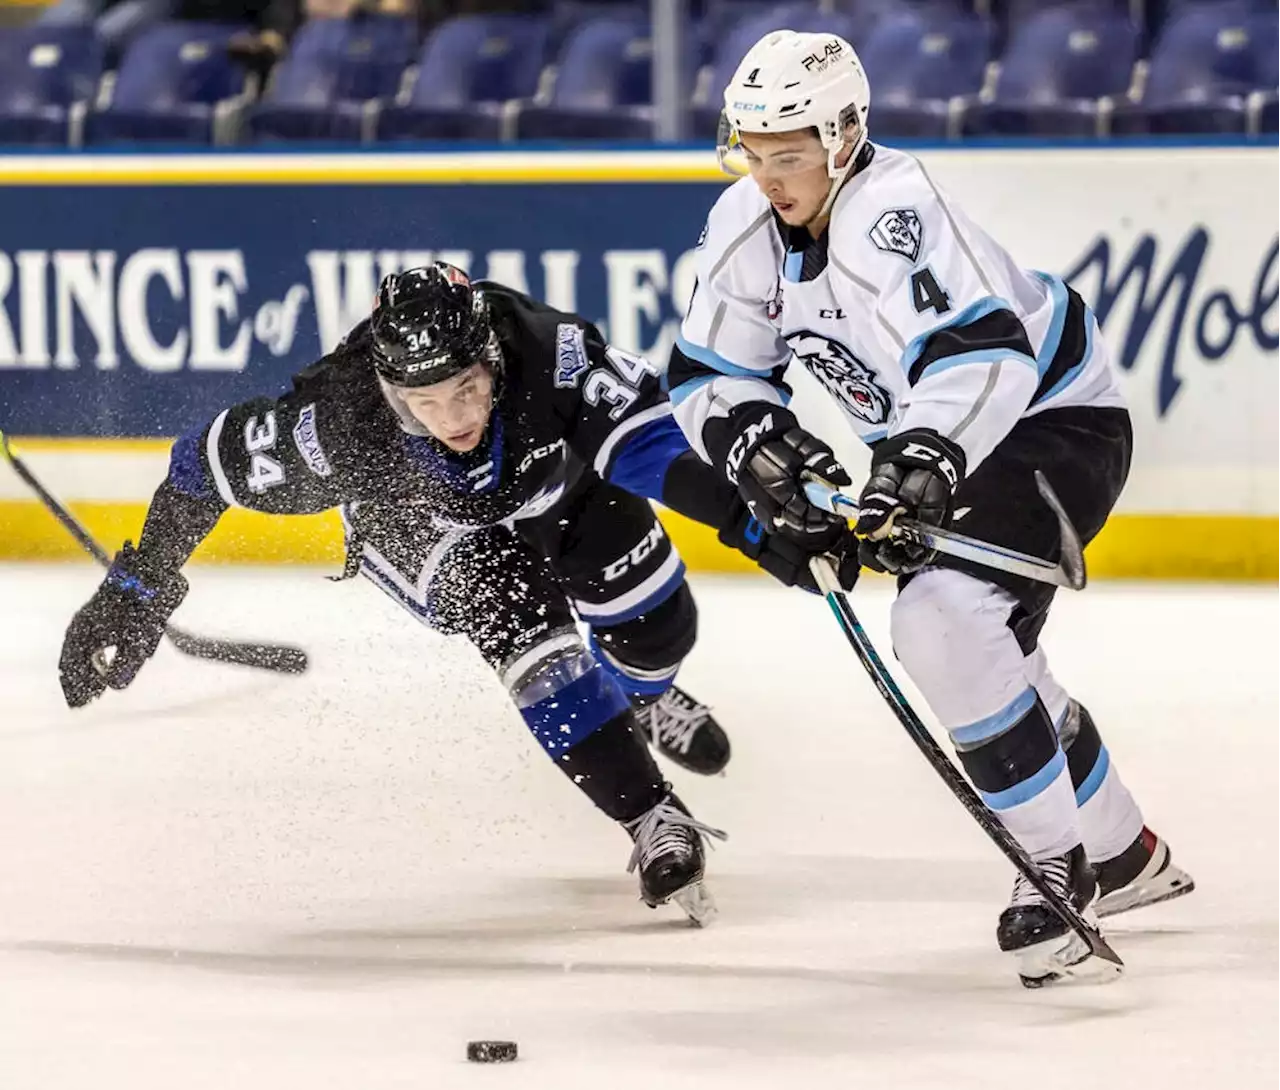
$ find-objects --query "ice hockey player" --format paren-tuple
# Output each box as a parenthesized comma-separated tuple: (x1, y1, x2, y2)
(55, 264, 814, 923)
(668, 29, 1195, 980)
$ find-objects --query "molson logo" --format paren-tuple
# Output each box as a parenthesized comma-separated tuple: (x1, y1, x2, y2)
(1065, 228, 1278, 417)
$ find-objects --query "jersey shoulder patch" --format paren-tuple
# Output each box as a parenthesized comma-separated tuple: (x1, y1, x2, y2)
(553, 322, 590, 388)
(868, 208, 924, 263)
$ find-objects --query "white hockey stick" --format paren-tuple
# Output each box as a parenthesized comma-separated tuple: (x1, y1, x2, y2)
(803, 471, 1087, 591)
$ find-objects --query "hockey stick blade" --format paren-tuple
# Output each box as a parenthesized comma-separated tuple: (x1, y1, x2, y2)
(1, 429, 309, 677)
(809, 556, 1122, 969)
(802, 477, 1087, 590)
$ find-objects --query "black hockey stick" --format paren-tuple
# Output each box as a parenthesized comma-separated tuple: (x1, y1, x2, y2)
(1, 430, 308, 676)
(809, 555, 1122, 969)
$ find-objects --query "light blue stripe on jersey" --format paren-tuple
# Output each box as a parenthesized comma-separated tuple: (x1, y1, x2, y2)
(950, 687, 1039, 749)
(980, 748, 1067, 811)
(1038, 308, 1097, 403)
(861, 427, 888, 444)
(1030, 271, 1095, 403)
(1034, 272, 1069, 378)
(899, 295, 1018, 374)
(915, 347, 1037, 382)
(668, 374, 716, 407)
(783, 249, 804, 283)
(1075, 744, 1111, 806)
(674, 333, 765, 378)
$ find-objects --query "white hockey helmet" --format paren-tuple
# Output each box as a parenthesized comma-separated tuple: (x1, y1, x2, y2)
(718, 29, 871, 184)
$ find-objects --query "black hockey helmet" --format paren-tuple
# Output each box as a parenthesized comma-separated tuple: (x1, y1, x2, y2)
(370, 263, 500, 388)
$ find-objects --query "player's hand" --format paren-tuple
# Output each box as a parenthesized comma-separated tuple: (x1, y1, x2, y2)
(59, 542, 188, 708)
(720, 502, 859, 595)
(730, 416, 851, 549)
(855, 429, 966, 575)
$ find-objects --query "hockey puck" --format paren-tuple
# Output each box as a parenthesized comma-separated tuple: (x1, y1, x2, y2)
(467, 1041, 518, 1064)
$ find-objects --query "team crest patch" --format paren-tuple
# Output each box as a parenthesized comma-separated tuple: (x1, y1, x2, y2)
(869, 209, 923, 264)
(554, 322, 590, 388)
(786, 331, 892, 427)
(292, 403, 332, 478)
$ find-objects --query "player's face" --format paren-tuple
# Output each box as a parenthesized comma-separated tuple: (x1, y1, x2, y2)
(737, 130, 832, 227)
(397, 363, 495, 452)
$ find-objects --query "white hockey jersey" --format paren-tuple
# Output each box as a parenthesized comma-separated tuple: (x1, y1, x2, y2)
(668, 144, 1126, 480)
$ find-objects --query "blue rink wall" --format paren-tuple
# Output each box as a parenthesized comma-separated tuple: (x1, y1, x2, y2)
(0, 143, 1276, 579)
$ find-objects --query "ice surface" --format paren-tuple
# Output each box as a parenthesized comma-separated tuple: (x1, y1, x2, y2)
(1, 565, 1276, 1089)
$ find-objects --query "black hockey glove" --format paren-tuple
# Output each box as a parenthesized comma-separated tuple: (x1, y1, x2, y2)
(720, 502, 859, 595)
(856, 429, 967, 576)
(59, 542, 188, 708)
(727, 408, 851, 550)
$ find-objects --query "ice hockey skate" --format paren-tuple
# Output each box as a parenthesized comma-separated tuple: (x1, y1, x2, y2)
(997, 845, 1123, 988)
(634, 686, 731, 776)
(1095, 826, 1196, 918)
(624, 792, 726, 926)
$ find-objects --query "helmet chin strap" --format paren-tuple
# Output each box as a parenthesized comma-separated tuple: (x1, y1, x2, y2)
(810, 136, 870, 225)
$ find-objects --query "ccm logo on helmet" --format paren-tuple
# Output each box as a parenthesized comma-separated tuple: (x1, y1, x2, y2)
(801, 40, 844, 72)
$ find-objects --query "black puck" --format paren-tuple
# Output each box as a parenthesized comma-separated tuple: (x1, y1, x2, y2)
(467, 1040, 518, 1063)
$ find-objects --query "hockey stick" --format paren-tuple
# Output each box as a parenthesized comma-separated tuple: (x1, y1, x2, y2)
(803, 471, 1087, 590)
(808, 554, 1122, 969)
(1, 430, 309, 676)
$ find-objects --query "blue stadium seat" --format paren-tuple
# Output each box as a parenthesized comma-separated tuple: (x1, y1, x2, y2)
(548, 0, 646, 54)
(860, 10, 993, 138)
(83, 21, 247, 145)
(247, 15, 417, 143)
(1254, 89, 1277, 134)
(514, 15, 689, 140)
(695, 0, 777, 66)
(0, 26, 103, 146)
(692, 4, 863, 138)
(376, 15, 551, 142)
(963, 4, 1140, 136)
(1111, 2, 1275, 133)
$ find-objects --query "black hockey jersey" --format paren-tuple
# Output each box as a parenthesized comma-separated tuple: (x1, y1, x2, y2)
(164, 283, 694, 532)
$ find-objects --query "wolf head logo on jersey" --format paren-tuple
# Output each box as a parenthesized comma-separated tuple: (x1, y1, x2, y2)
(787, 331, 891, 426)
(869, 209, 923, 264)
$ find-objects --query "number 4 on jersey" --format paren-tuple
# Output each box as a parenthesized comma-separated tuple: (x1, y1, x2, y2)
(911, 268, 952, 316)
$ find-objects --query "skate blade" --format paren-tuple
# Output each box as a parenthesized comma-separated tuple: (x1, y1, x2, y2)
(1015, 931, 1125, 989)
(672, 881, 717, 928)
(1096, 866, 1195, 919)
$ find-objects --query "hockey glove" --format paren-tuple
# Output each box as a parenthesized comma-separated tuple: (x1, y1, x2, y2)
(59, 542, 189, 708)
(727, 409, 851, 550)
(720, 502, 859, 595)
(856, 429, 967, 576)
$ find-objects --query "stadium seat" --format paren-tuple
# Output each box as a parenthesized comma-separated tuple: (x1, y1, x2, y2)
(963, 4, 1140, 136)
(83, 21, 248, 145)
(691, 4, 862, 138)
(247, 15, 417, 143)
(548, 0, 646, 54)
(376, 15, 552, 142)
(695, 0, 777, 66)
(1111, 2, 1276, 133)
(860, 9, 993, 138)
(0, 25, 104, 146)
(513, 15, 689, 141)
(1253, 88, 1278, 134)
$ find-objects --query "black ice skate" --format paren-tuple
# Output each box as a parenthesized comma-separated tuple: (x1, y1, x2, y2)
(633, 686, 731, 776)
(1095, 826, 1195, 918)
(624, 792, 727, 926)
(997, 845, 1122, 988)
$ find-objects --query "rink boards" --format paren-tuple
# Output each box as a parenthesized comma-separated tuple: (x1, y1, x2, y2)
(0, 143, 1275, 579)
